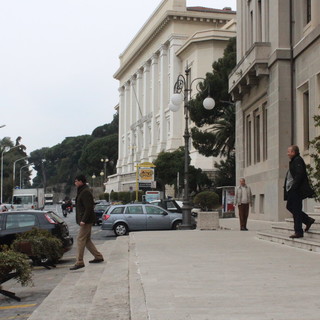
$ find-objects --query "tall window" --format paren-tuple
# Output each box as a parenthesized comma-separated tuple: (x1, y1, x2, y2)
(254, 110, 261, 163)
(262, 103, 268, 160)
(306, 0, 311, 25)
(303, 90, 310, 151)
(257, 0, 262, 42)
(246, 115, 252, 166)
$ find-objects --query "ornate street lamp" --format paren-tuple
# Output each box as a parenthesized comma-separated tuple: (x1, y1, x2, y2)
(169, 64, 215, 229)
(100, 171, 104, 186)
(92, 174, 96, 188)
(13, 156, 28, 189)
(101, 158, 109, 180)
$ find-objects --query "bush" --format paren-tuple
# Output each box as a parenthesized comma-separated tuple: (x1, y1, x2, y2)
(12, 228, 63, 264)
(0, 246, 33, 287)
(193, 191, 219, 211)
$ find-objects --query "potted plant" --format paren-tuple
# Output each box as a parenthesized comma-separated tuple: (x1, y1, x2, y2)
(193, 191, 219, 211)
(0, 246, 33, 287)
(12, 228, 63, 266)
(193, 191, 220, 230)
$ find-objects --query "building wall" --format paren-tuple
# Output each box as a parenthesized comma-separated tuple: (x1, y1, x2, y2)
(106, 0, 236, 193)
(229, 0, 320, 221)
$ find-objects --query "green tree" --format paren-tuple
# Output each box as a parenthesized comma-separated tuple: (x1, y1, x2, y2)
(153, 147, 211, 196)
(188, 37, 236, 188)
(0, 138, 28, 201)
(189, 37, 236, 157)
(307, 110, 320, 202)
(30, 112, 119, 192)
(154, 147, 185, 196)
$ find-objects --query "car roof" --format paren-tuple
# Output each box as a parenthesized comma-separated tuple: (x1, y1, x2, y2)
(108, 203, 172, 212)
(2, 210, 53, 214)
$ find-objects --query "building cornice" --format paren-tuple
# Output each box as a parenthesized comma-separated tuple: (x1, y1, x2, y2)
(114, 9, 235, 80)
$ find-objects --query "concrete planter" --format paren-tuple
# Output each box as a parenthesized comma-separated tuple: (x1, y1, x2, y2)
(197, 211, 219, 230)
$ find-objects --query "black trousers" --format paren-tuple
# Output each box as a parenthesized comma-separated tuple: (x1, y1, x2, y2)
(238, 203, 249, 229)
(286, 189, 311, 235)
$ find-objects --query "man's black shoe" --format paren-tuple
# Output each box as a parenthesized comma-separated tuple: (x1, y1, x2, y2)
(89, 258, 104, 264)
(70, 264, 85, 270)
(305, 218, 315, 232)
(289, 233, 303, 239)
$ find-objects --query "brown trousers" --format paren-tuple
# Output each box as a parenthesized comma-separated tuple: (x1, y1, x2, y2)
(75, 223, 103, 266)
(238, 203, 249, 229)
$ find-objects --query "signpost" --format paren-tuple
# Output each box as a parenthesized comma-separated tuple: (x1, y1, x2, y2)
(135, 162, 156, 201)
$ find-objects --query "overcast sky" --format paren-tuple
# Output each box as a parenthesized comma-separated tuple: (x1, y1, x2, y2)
(0, 0, 236, 154)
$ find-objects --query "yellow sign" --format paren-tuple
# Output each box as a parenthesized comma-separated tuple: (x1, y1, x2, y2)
(139, 168, 154, 181)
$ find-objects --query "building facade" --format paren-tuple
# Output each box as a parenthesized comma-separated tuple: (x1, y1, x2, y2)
(229, 0, 320, 221)
(106, 0, 236, 194)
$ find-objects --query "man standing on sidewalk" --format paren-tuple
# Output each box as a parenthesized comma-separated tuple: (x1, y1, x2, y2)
(284, 145, 315, 239)
(70, 174, 104, 270)
(234, 178, 252, 231)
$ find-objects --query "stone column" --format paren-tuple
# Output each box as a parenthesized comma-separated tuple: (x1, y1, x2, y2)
(167, 36, 184, 151)
(157, 44, 169, 153)
(122, 82, 131, 172)
(149, 53, 159, 159)
(117, 86, 125, 174)
(142, 61, 151, 161)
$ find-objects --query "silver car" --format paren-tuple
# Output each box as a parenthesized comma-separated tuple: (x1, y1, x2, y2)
(101, 203, 186, 236)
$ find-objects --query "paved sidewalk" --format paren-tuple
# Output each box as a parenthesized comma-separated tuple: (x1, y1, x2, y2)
(130, 219, 320, 320)
(25, 218, 320, 319)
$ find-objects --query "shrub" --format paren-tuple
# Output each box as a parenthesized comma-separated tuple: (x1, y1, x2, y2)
(12, 228, 63, 264)
(0, 246, 33, 287)
(193, 191, 219, 211)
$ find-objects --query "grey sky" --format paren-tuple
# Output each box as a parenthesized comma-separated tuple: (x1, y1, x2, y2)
(0, 0, 236, 154)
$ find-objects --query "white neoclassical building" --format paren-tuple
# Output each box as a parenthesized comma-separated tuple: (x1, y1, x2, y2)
(229, 0, 320, 221)
(106, 0, 236, 194)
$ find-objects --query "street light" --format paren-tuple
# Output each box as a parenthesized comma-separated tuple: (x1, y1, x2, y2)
(92, 174, 96, 188)
(19, 163, 32, 189)
(1, 145, 23, 203)
(100, 171, 104, 186)
(13, 156, 28, 188)
(101, 158, 109, 180)
(169, 64, 215, 229)
(0, 125, 6, 129)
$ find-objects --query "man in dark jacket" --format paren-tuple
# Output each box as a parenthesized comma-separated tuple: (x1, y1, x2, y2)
(284, 145, 315, 239)
(70, 174, 104, 270)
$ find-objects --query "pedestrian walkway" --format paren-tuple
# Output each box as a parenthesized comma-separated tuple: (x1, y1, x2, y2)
(28, 218, 320, 319)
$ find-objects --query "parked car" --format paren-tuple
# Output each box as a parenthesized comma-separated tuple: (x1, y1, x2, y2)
(101, 203, 196, 236)
(150, 199, 199, 217)
(150, 199, 183, 213)
(93, 202, 110, 225)
(0, 210, 73, 255)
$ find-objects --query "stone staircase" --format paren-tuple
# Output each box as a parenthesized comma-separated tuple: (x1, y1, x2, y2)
(28, 236, 130, 320)
(257, 213, 320, 253)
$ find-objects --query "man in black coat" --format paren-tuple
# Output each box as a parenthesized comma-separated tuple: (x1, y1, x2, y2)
(284, 145, 315, 238)
(70, 174, 104, 270)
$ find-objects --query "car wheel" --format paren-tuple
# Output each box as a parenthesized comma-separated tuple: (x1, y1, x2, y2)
(114, 223, 128, 236)
(172, 220, 182, 230)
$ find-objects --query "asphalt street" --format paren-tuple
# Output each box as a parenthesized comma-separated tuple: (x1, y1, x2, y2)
(0, 205, 113, 320)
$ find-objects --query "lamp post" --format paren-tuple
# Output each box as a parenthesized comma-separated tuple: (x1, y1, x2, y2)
(0, 125, 6, 129)
(19, 163, 31, 189)
(1, 145, 23, 203)
(101, 158, 109, 180)
(169, 65, 215, 229)
(100, 171, 104, 187)
(92, 174, 96, 188)
(13, 156, 28, 189)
